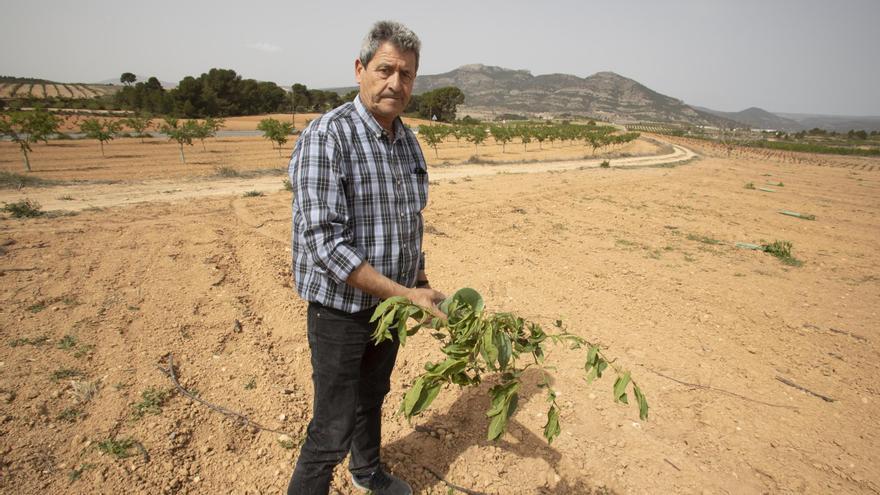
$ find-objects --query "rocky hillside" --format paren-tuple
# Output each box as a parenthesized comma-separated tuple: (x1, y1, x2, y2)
(413, 64, 736, 126)
(695, 106, 801, 131)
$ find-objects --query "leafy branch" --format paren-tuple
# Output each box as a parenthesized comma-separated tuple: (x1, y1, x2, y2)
(371, 288, 648, 444)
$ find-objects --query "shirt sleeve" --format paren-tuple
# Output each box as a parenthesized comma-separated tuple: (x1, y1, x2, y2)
(292, 126, 364, 284)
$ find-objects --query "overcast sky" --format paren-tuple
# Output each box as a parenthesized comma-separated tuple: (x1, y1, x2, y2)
(2, 0, 878, 116)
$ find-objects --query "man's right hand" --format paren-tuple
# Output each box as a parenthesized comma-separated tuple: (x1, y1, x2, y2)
(405, 287, 447, 320)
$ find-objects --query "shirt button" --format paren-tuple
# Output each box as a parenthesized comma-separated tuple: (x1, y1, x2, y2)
(400, 213, 405, 218)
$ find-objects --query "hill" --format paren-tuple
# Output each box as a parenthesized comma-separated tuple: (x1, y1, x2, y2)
(694, 106, 801, 131)
(0, 77, 118, 99)
(411, 64, 737, 126)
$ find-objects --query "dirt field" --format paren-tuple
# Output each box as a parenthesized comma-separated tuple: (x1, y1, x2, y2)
(0, 135, 878, 494)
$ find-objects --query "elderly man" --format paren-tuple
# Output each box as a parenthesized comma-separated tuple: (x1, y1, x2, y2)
(287, 20, 444, 495)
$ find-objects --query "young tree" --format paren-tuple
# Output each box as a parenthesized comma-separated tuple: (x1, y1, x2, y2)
(123, 115, 153, 143)
(464, 125, 488, 156)
(161, 117, 199, 164)
(120, 72, 137, 86)
(0, 110, 60, 171)
(193, 117, 225, 151)
(490, 125, 512, 153)
(419, 125, 444, 158)
(257, 118, 295, 156)
(80, 118, 122, 157)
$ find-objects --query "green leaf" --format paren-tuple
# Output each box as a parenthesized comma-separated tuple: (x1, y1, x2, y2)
(396, 313, 409, 346)
(481, 327, 498, 369)
(613, 371, 631, 403)
(371, 296, 409, 322)
(633, 385, 649, 420)
(412, 382, 441, 416)
(453, 288, 484, 315)
(543, 405, 561, 444)
(495, 331, 512, 370)
(401, 378, 425, 417)
(585, 346, 599, 374)
(596, 360, 607, 378)
(487, 408, 508, 440)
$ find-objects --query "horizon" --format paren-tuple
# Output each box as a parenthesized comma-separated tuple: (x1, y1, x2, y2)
(1, 0, 878, 116)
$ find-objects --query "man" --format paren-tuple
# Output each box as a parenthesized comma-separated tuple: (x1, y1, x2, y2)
(287, 20, 444, 495)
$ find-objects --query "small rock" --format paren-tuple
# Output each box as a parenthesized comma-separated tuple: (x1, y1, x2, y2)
(278, 414, 287, 422)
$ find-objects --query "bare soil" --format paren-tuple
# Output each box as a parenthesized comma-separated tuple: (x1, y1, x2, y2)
(0, 136, 878, 495)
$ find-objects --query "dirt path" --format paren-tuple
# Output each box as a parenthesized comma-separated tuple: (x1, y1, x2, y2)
(0, 142, 695, 213)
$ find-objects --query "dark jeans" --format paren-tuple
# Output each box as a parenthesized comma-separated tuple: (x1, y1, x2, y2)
(287, 302, 400, 495)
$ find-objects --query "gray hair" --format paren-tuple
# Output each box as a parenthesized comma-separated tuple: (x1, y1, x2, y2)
(359, 20, 421, 71)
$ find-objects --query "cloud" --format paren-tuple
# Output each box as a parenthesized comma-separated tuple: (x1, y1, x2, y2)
(247, 42, 282, 53)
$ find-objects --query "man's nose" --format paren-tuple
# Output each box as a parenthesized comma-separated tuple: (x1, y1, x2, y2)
(386, 71, 402, 91)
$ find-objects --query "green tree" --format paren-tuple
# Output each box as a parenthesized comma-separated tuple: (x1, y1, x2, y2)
(161, 117, 199, 163)
(490, 125, 512, 153)
(0, 110, 60, 171)
(464, 125, 488, 156)
(419, 125, 444, 158)
(193, 117, 224, 151)
(120, 72, 137, 86)
(418, 87, 465, 122)
(123, 115, 153, 143)
(257, 118, 295, 156)
(80, 118, 122, 157)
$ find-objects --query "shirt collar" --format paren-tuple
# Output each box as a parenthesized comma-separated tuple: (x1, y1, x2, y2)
(353, 94, 404, 142)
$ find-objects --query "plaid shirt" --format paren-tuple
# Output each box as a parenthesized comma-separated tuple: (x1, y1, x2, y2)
(289, 97, 428, 313)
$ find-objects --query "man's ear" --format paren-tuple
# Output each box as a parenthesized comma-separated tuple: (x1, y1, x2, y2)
(355, 59, 365, 84)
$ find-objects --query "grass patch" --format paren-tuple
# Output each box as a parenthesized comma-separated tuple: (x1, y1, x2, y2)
(599, 160, 610, 168)
(215, 166, 241, 177)
(131, 387, 171, 419)
(762, 240, 803, 266)
(68, 463, 95, 482)
(97, 438, 136, 458)
(69, 380, 98, 403)
(57, 407, 83, 422)
(3, 199, 43, 218)
(282, 178, 293, 192)
(57, 334, 77, 350)
(744, 182, 755, 190)
(57, 194, 74, 201)
(243, 190, 264, 197)
(615, 238, 638, 247)
(51, 368, 84, 381)
(0, 171, 55, 189)
(244, 377, 257, 390)
(687, 233, 722, 245)
(9, 335, 49, 347)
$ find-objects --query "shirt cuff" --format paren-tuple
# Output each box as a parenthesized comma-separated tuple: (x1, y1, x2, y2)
(327, 243, 365, 284)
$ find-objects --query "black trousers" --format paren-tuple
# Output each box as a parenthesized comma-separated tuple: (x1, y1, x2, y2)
(287, 302, 400, 494)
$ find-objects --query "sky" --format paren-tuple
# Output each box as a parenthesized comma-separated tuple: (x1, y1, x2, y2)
(1, 0, 878, 116)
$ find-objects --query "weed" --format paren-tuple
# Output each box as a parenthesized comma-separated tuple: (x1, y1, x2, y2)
(10, 335, 49, 347)
(57, 335, 77, 350)
(243, 190, 264, 197)
(127, 305, 140, 311)
(131, 387, 170, 418)
(244, 377, 256, 390)
(600, 160, 610, 168)
(282, 178, 293, 191)
(74, 344, 95, 358)
(683, 253, 696, 262)
(68, 463, 94, 482)
(686, 233, 722, 245)
(0, 171, 54, 189)
(762, 240, 803, 266)
(57, 407, 83, 422)
(215, 166, 240, 178)
(69, 380, 98, 403)
(615, 238, 638, 247)
(58, 195, 74, 201)
(26, 302, 47, 313)
(744, 182, 755, 189)
(3, 199, 44, 218)
(97, 438, 136, 458)
(51, 368, 84, 381)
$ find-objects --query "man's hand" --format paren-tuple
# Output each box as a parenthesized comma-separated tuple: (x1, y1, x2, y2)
(405, 287, 447, 320)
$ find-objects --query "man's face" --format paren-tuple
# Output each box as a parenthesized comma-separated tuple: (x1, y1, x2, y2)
(355, 42, 417, 129)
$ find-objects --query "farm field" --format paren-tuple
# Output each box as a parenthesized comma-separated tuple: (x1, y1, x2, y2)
(1, 137, 879, 494)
